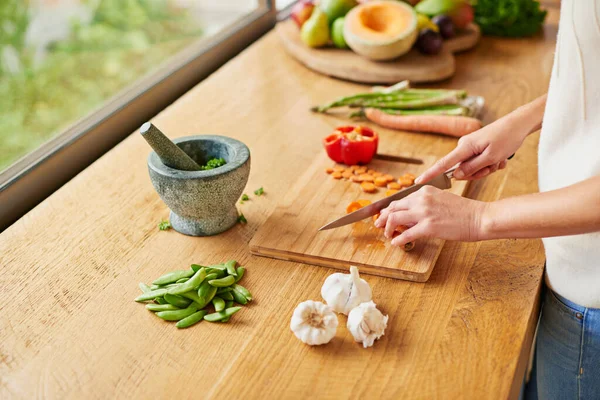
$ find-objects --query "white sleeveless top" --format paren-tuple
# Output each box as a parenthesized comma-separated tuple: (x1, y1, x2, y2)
(538, 0, 600, 308)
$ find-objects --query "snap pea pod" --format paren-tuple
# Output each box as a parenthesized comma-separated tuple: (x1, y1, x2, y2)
(207, 263, 227, 271)
(156, 304, 198, 321)
(175, 277, 189, 284)
(231, 288, 248, 305)
(221, 301, 235, 322)
(224, 260, 238, 277)
(212, 297, 226, 312)
(153, 269, 195, 285)
(203, 273, 219, 281)
(164, 293, 192, 308)
(216, 287, 233, 294)
(204, 306, 242, 322)
(139, 283, 151, 293)
(166, 268, 207, 295)
(150, 283, 178, 290)
(197, 280, 218, 308)
(208, 275, 235, 288)
(155, 297, 168, 305)
(191, 264, 206, 272)
(232, 284, 253, 302)
(234, 267, 245, 283)
(205, 268, 226, 278)
(135, 288, 168, 302)
(218, 291, 234, 301)
(146, 303, 179, 311)
(176, 310, 208, 329)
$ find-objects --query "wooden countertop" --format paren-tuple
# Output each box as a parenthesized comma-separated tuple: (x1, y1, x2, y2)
(0, 5, 558, 399)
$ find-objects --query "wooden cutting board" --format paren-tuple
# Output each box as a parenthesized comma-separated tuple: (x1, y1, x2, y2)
(276, 19, 481, 84)
(250, 151, 469, 282)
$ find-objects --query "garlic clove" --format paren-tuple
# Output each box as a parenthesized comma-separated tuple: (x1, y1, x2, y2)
(347, 301, 388, 348)
(321, 266, 372, 315)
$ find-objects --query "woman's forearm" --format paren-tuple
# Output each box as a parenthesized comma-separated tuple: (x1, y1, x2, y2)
(481, 175, 600, 240)
(505, 94, 547, 135)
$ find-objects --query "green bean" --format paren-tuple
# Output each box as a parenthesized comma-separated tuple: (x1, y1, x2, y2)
(208, 275, 235, 287)
(155, 296, 168, 305)
(234, 267, 245, 283)
(152, 269, 195, 285)
(164, 293, 192, 308)
(197, 281, 218, 308)
(166, 268, 207, 295)
(176, 310, 208, 329)
(231, 288, 248, 305)
(233, 284, 253, 301)
(156, 304, 198, 321)
(216, 287, 233, 294)
(175, 277, 189, 284)
(204, 307, 242, 322)
(191, 264, 206, 272)
(212, 297, 225, 312)
(218, 291, 234, 301)
(135, 288, 168, 302)
(224, 260, 238, 277)
(139, 283, 151, 293)
(146, 303, 179, 311)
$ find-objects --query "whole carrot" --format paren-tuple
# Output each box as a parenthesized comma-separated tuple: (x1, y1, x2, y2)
(364, 108, 482, 137)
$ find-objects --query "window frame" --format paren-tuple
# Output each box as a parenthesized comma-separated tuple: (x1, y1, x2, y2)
(0, 0, 277, 231)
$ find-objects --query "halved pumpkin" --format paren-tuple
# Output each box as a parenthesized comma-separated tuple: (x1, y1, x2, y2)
(344, 0, 418, 61)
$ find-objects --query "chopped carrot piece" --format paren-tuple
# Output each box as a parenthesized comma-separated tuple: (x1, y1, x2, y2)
(383, 174, 395, 182)
(359, 174, 374, 182)
(372, 213, 380, 223)
(385, 189, 398, 196)
(325, 167, 334, 174)
(342, 171, 353, 179)
(374, 177, 388, 187)
(398, 176, 414, 187)
(346, 199, 371, 214)
(361, 182, 377, 193)
(357, 199, 372, 207)
(403, 173, 416, 180)
(349, 165, 359, 171)
(355, 167, 367, 174)
(367, 169, 377, 175)
(332, 172, 343, 179)
(387, 182, 402, 190)
(333, 166, 345, 173)
(372, 172, 383, 178)
(351, 175, 362, 183)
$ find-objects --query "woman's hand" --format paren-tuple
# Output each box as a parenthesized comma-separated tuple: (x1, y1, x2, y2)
(374, 186, 489, 247)
(415, 94, 547, 185)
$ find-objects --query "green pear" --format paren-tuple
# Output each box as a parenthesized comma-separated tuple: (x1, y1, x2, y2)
(301, 8, 330, 48)
(320, 0, 357, 23)
(331, 17, 348, 49)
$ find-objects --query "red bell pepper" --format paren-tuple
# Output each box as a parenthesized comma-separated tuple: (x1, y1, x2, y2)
(323, 126, 378, 165)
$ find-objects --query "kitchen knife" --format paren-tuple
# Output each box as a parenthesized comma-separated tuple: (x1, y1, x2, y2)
(318, 169, 453, 231)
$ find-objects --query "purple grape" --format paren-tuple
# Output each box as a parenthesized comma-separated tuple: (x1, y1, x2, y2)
(432, 15, 455, 39)
(416, 29, 443, 55)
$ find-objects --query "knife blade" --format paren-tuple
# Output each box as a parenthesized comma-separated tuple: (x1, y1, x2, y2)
(318, 172, 452, 231)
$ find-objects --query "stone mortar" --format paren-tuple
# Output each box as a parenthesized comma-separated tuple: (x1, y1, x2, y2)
(148, 135, 250, 236)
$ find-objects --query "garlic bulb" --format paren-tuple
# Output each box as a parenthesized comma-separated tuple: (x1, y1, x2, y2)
(290, 300, 338, 345)
(321, 266, 372, 315)
(347, 301, 388, 348)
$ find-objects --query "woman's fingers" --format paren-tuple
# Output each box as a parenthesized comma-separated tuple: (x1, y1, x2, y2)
(384, 210, 414, 238)
(498, 160, 508, 170)
(375, 198, 410, 228)
(391, 223, 428, 247)
(415, 145, 473, 184)
(453, 148, 495, 179)
(465, 166, 492, 180)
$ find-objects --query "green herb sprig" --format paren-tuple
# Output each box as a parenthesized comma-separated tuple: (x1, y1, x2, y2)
(158, 220, 171, 231)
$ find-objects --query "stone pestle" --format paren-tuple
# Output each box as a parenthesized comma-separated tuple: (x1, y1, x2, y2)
(140, 122, 202, 171)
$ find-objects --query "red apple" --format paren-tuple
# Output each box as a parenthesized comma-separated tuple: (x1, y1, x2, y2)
(291, 0, 315, 29)
(450, 2, 474, 30)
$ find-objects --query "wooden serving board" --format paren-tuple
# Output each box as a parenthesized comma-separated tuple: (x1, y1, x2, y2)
(276, 19, 481, 84)
(250, 152, 469, 282)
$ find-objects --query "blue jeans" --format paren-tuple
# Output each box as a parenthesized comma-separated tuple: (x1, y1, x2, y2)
(525, 287, 600, 399)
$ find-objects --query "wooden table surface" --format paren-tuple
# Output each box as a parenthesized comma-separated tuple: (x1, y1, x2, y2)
(0, 4, 559, 399)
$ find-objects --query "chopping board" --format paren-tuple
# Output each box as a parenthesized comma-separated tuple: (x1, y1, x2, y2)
(276, 19, 481, 84)
(250, 152, 469, 282)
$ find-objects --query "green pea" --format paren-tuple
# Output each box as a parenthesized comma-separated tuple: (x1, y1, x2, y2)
(156, 304, 198, 321)
(155, 297, 168, 305)
(204, 307, 242, 322)
(218, 291, 234, 301)
(175, 277, 189, 284)
(191, 264, 206, 272)
(231, 288, 248, 305)
(212, 297, 226, 312)
(135, 288, 168, 302)
(197, 280, 218, 308)
(234, 267, 245, 283)
(152, 269, 195, 285)
(166, 268, 207, 295)
(224, 260, 238, 277)
(233, 284, 253, 301)
(164, 293, 192, 308)
(208, 275, 235, 287)
(176, 310, 208, 329)
(146, 304, 179, 311)
(139, 283, 151, 293)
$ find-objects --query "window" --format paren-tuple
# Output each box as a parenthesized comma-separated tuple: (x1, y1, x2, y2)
(0, 0, 275, 230)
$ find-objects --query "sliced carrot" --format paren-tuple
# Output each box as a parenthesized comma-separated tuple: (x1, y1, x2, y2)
(357, 199, 372, 207)
(385, 189, 398, 196)
(346, 199, 372, 214)
(359, 174, 374, 182)
(402, 173, 416, 180)
(364, 108, 482, 137)
(387, 182, 402, 190)
(351, 175, 362, 183)
(361, 182, 377, 193)
(349, 165, 360, 171)
(355, 167, 367, 175)
(373, 213, 380, 223)
(325, 167, 334, 174)
(333, 166, 345, 173)
(374, 177, 388, 187)
(372, 172, 383, 178)
(398, 176, 414, 187)
(342, 171, 353, 179)
(332, 172, 343, 179)
(383, 174, 395, 182)
(367, 169, 377, 175)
